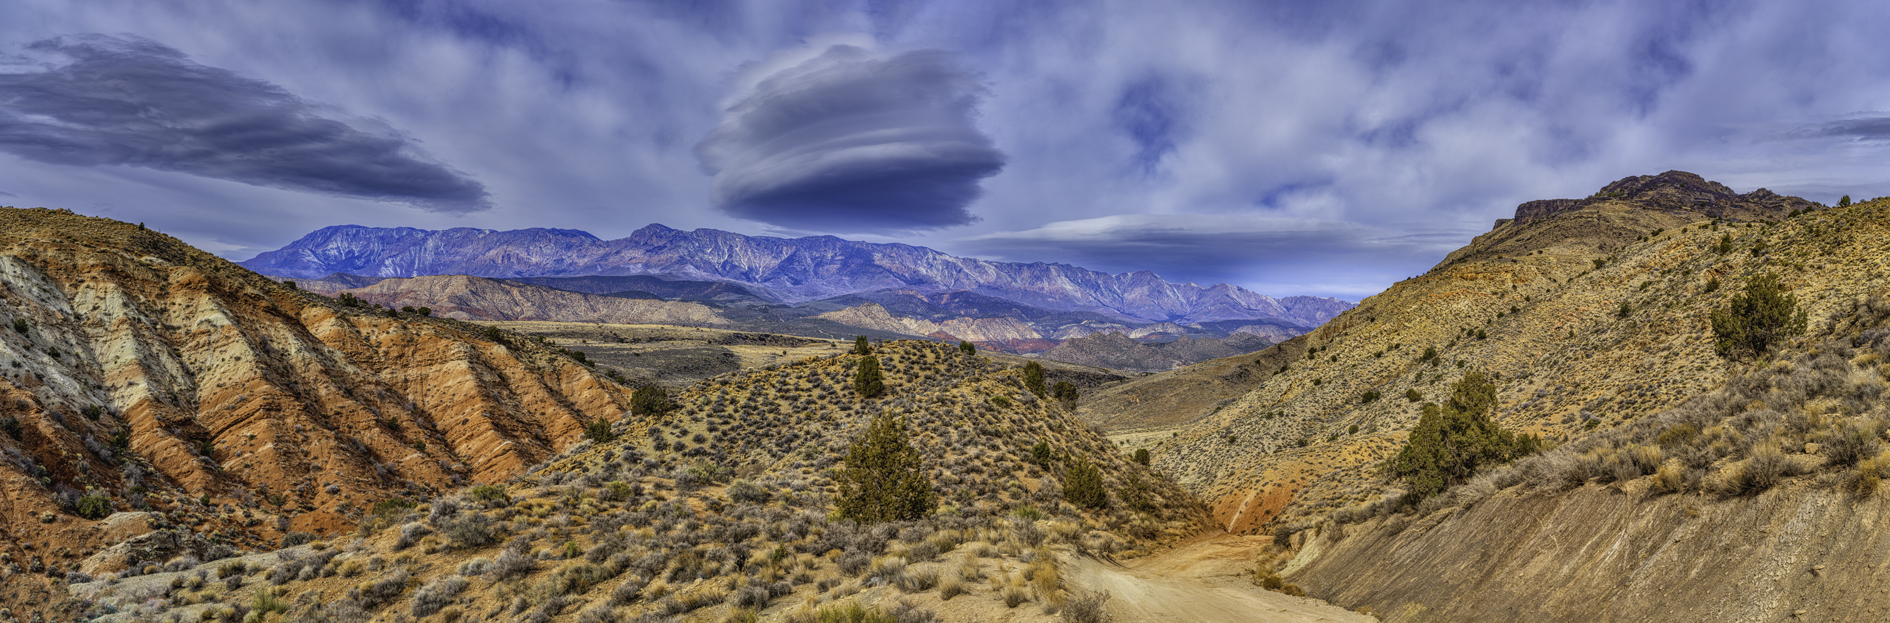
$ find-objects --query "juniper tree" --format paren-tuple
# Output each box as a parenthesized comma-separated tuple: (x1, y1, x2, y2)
(1023, 361, 1047, 397)
(958, 340, 976, 355)
(855, 354, 884, 398)
(834, 413, 935, 523)
(853, 336, 871, 355)
(1392, 370, 1542, 500)
(632, 386, 673, 416)
(1710, 272, 1807, 360)
(1063, 456, 1107, 509)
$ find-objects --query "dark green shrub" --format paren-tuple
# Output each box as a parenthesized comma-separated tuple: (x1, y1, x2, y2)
(958, 340, 976, 355)
(76, 490, 112, 519)
(1839, 195, 1852, 207)
(1360, 390, 1381, 404)
(1704, 277, 1720, 292)
(632, 386, 673, 415)
(10, 318, 25, 333)
(1053, 381, 1078, 407)
(1715, 233, 1733, 254)
(1617, 301, 1632, 319)
(1391, 370, 1542, 499)
(1593, 258, 1607, 269)
(583, 419, 614, 443)
(1, 416, 21, 441)
(81, 405, 103, 420)
(1405, 388, 1422, 403)
(1132, 448, 1150, 466)
(1419, 346, 1437, 363)
(1063, 456, 1107, 509)
(853, 336, 871, 355)
(1023, 361, 1046, 397)
(417, 307, 432, 317)
(835, 413, 935, 523)
(109, 427, 131, 454)
(1030, 441, 1053, 468)
(854, 355, 884, 398)
(466, 484, 508, 503)
(1709, 273, 1806, 359)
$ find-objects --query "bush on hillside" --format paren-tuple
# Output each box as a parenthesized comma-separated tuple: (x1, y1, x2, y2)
(835, 412, 935, 523)
(583, 418, 614, 443)
(1024, 361, 1047, 397)
(1132, 448, 1150, 466)
(632, 386, 673, 416)
(1063, 456, 1107, 509)
(1053, 381, 1079, 408)
(958, 340, 976, 355)
(1710, 273, 1807, 360)
(853, 335, 872, 355)
(855, 355, 885, 398)
(1392, 370, 1543, 499)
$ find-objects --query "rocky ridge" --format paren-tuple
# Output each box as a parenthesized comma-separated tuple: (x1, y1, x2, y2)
(0, 207, 638, 613)
(328, 274, 730, 326)
(240, 223, 1354, 326)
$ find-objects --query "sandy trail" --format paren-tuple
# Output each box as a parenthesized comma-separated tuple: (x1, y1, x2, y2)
(1069, 532, 1376, 623)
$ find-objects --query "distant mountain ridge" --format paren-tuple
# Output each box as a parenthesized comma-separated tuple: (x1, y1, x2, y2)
(241, 223, 1353, 325)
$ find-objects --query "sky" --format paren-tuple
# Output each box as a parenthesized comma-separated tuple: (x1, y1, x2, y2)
(1, 1, 1887, 300)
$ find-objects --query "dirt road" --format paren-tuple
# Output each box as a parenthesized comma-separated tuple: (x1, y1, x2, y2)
(1069, 533, 1376, 623)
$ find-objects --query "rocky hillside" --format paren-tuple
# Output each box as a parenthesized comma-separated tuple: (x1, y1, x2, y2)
(65, 339, 1208, 623)
(0, 208, 639, 614)
(1101, 172, 1821, 534)
(324, 274, 730, 326)
(240, 223, 1354, 326)
(814, 303, 1050, 352)
(1289, 311, 1890, 621)
(1041, 331, 1275, 373)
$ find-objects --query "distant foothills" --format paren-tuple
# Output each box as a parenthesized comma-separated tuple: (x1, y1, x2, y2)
(240, 224, 1355, 365)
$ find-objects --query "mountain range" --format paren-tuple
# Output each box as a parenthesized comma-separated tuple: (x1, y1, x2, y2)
(240, 223, 1352, 327)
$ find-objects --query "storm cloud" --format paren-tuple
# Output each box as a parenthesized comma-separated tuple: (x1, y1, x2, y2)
(0, 35, 490, 212)
(696, 44, 1004, 233)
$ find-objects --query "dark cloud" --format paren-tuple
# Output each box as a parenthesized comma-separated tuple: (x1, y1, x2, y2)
(696, 44, 1005, 234)
(0, 35, 490, 212)
(955, 215, 1465, 299)
(1803, 117, 1890, 140)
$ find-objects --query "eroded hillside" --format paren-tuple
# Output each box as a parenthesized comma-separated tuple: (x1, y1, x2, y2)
(67, 339, 1210, 622)
(0, 208, 637, 613)
(1115, 172, 1841, 536)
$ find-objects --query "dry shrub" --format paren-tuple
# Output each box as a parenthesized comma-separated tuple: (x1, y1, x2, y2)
(937, 574, 964, 600)
(1650, 462, 1685, 494)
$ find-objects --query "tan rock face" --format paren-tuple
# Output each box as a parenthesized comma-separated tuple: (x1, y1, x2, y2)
(0, 208, 632, 581)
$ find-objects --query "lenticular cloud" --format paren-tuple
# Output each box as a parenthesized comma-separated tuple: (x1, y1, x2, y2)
(697, 45, 1005, 234)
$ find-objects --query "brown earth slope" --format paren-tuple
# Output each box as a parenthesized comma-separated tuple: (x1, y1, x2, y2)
(67, 339, 1215, 623)
(0, 207, 638, 612)
(1111, 172, 1824, 535)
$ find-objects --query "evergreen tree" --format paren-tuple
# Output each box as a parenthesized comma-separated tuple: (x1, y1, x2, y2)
(1030, 441, 1053, 467)
(1710, 272, 1807, 360)
(855, 354, 885, 398)
(1839, 195, 1852, 207)
(1023, 361, 1047, 397)
(1063, 456, 1107, 509)
(958, 340, 976, 355)
(834, 413, 936, 523)
(853, 335, 872, 355)
(631, 386, 672, 416)
(1052, 381, 1079, 408)
(1392, 370, 1541, 499)
(1132, 448, 1150, 466)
